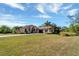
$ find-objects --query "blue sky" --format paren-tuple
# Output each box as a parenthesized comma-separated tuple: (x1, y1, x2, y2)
(0, 3, 79, 27)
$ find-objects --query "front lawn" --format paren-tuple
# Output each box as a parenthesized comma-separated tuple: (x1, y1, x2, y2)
(0, 34, 79, 56)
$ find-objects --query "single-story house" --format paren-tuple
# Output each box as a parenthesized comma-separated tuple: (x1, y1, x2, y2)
(15, 25, 54, 34)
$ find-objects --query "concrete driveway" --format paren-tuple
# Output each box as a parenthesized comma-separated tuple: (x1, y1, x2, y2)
(0, 33, 41, 37)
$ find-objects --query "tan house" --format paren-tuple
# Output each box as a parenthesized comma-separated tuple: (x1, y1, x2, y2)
(15, 25, 54, 34)
(39, 26, 53, 33)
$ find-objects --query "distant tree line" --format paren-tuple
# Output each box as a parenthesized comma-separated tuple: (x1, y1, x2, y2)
(0, 21, 61, 34)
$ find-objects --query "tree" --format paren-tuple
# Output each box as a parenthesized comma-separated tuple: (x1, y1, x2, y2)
(69, 24, 75, 32)
(74, 24, 79, 34)
(53, 26, 61, 34)
(12, 26, 20, 34)
(51, 23, 60, 34)
(0, 25, 11, 33)
(68, 12, 79, 24)
(43, 21, 52, 26)
(67, 12, 79, 34)
(61, 26, 68, 32)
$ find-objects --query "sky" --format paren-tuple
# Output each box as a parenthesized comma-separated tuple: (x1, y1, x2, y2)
(0, 3, 79, 27)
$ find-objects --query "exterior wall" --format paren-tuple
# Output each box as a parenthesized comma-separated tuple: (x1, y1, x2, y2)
(18, 25, 39, 34)
(39, 28, 53, 33)
(39, 26, 53, 33)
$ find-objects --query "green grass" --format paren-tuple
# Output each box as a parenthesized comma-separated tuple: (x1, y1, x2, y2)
(0, 34, 79, 56)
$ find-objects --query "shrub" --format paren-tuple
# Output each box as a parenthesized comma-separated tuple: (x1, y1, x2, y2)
(60, 32, 77, 36)
(0, 25, 11, 33)
(60, 32, 70, 36)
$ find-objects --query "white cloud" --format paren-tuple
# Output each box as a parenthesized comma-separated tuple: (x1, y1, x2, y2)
(48, 3, 63, 13)
(36, 4, 52, 19)
(34, 14, 52, 19)
(38, 14, 51, 19)
(63, 4, 72, 10)
(68, 9, 78, 16)
(0, 14, 41, 27)
(36, 3, 64, 14)
(36, 3, 74, 15)
(5, 3, 25, 10)
(36, 4, 46, 14)
(0, 14, 14, 21)
(0, 14, 27, 27)
(0, 21, 26, 27)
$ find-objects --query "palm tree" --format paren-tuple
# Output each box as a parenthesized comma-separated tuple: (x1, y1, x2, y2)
(43, 21, 51, 26)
